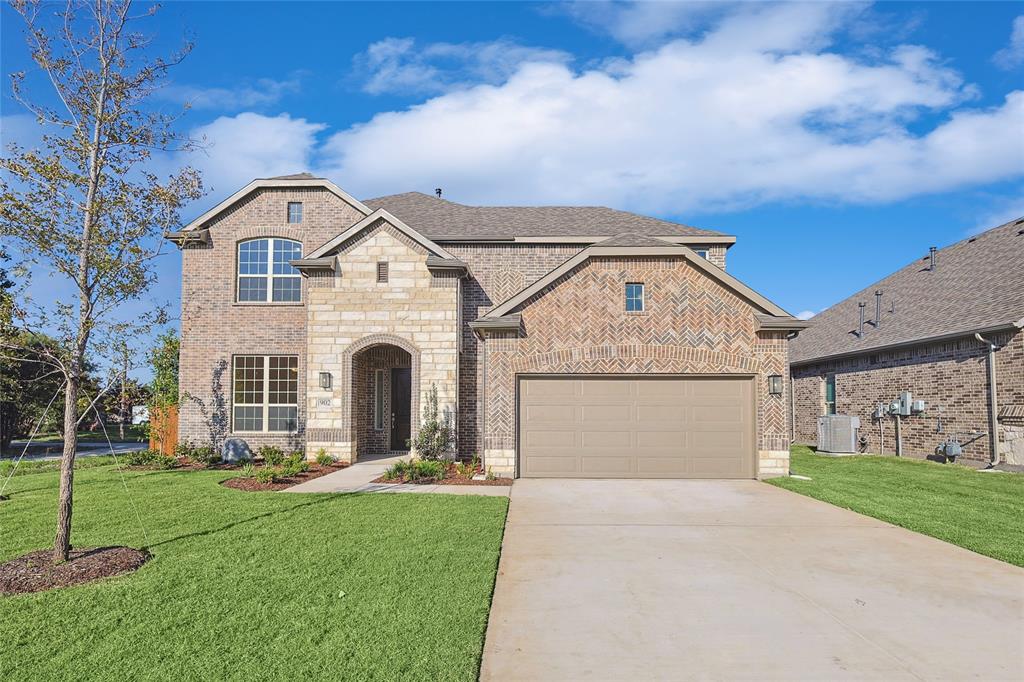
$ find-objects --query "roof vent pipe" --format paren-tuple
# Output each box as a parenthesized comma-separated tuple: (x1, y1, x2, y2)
(874, 290, 883, 329)
(929, 246, 937, 270)
(858, 302, 866, 338)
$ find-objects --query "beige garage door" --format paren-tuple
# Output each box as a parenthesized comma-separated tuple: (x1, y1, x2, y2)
(518, 376, 755, 479)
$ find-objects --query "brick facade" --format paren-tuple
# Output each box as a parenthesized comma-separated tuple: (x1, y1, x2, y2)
(477, 256, 791, 477)
(178, 182, 782, 474)
(178, 187, 365, 451)
(792, 329, 1024, 464)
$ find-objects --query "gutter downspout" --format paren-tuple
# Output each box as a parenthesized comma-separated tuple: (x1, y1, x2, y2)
(974, 333, 1001, 468)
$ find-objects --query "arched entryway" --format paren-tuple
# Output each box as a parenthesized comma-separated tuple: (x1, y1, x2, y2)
(346, 336, 420, 459)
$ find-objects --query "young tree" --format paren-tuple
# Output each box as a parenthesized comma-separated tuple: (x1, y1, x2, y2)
(0, 0, 203, 562)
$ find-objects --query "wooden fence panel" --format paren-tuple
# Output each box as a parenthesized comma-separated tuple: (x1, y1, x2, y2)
(149, 405, 179, 455)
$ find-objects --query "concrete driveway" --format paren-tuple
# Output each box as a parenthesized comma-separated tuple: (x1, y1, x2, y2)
(481, 480, 1024, 681)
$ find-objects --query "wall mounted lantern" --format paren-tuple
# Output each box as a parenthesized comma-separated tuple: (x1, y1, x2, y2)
(319, 372, 332, 390)
(768, 375, 784, 396)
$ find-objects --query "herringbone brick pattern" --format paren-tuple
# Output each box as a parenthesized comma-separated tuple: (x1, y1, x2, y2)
(482, 256, 791, 455)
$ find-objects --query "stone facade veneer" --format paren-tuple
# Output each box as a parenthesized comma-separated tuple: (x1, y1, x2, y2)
(304, 221, 459, 462)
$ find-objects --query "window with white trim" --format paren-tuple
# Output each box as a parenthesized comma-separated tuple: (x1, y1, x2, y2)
(625, 282, 644, 312)
(374, 369, 386, 430)
(237, 238, 302, 302)
(233, 355, 298, 432)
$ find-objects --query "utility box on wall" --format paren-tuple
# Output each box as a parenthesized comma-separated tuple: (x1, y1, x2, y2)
(818, 414, 861, 454)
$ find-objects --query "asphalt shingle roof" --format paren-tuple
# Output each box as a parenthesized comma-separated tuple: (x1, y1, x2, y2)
(790, 218, 1024, 364)
(363, 192, 725, 240)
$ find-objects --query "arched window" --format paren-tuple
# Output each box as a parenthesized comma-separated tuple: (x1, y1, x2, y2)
(237, 238, 302, 302)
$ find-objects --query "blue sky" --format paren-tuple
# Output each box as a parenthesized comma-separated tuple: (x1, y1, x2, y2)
(2, 1, 1023, 380)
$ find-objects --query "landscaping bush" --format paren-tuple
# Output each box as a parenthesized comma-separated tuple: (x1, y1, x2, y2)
(281, 452, 309, 477)
(315, 449, 334, 467)
(258, 445, 285, 466)
(253, 466, 276, 484)
(413, 459, 446, 481)
(190, 445, 218, 466)
(410, 383, 454, 461)
(173, 441, 195, 460)
(382, 459, 412, 481)
(239, 462, 256, 479)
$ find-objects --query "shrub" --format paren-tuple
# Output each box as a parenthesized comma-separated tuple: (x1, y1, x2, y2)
(239, 462, 256, 479)
(486, 466, 497, 481)
(191, 445, 218, 466)
(173, 441, 195, 460)
(410, 383, 454, 461)
(382, 459, 412, 481)
(315, 449, 334, 467)
(254, 466, 276, 484)
(258, 445, 285, 466)
(412, 459, 445, 481)
(281, 452, 309, 477)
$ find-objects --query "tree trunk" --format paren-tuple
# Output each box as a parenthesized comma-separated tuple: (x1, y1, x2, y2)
(53, 371, 79, 562)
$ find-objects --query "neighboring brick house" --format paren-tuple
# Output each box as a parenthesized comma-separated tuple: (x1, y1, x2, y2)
(170, 173, 806, 478)
(790, 218, 1024, 466)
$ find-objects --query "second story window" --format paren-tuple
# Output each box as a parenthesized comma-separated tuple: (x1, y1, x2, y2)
(693, 249, 708, 259)
(287, 202, 303, 224)
(625, 282, 644, 312)
(237, 238, 302, 303)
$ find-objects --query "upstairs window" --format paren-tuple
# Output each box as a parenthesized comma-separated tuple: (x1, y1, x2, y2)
(287, 202, 303, 224)
(625, 282, 644, 312)
(693, 249, 708, 259)
(237, 238, 302, 303)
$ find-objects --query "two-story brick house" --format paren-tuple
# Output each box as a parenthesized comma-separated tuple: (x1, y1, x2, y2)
(169, 173, 806, 478)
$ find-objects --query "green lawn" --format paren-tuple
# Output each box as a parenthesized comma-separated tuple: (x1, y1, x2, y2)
(769, 445, 1024, 567)
(32, 424, 149, 442)
(0, 463, 509, 680)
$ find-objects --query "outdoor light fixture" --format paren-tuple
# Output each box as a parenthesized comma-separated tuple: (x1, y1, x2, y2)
(768, 375, 783, 396)
(319, 372, 332, 390)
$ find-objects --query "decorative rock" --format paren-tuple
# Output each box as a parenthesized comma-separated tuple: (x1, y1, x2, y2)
(221, 438, 252, 463)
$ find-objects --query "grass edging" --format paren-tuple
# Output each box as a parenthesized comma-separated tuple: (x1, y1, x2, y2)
(768, 445, 1024, 567)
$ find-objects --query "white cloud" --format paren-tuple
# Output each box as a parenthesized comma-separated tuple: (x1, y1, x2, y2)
(185, 113, 326, 195)
(796, 310, 817, 320)
(355, 37, 572, 95)
(159, 75, 302, 110)
(185, 4, 1024, 214)
(993, 16, 1024, 69)
(966, 192, 1024, 235)
(561, 1, 728, 47)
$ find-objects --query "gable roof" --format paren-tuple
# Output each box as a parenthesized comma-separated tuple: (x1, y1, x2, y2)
(482, 241, 796, 321)
(363, 192, 732, 243)
(179, 175, 371, 232)
(790, 218, 1024, 365)
(304, 209, 454, 260)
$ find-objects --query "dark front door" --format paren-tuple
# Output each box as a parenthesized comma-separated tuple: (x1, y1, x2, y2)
(390, 367, 411, 451)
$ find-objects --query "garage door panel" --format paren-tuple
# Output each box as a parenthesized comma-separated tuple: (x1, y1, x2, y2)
(580, 404, 632, 423)
(519, 376, 754, 479)
(582, 430, 631, 447)
(636, 404, 688, 423)
(580, 456, 633, 474)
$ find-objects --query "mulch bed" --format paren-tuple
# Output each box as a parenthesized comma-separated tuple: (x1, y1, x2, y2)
(0, 546, 149, 595)
(220, 463, 349, 492)
(372, 474, 513, 486)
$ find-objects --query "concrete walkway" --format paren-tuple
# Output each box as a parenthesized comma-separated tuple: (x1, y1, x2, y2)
(481, 479, 1024, 681)
(282, 454, 509, 496)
